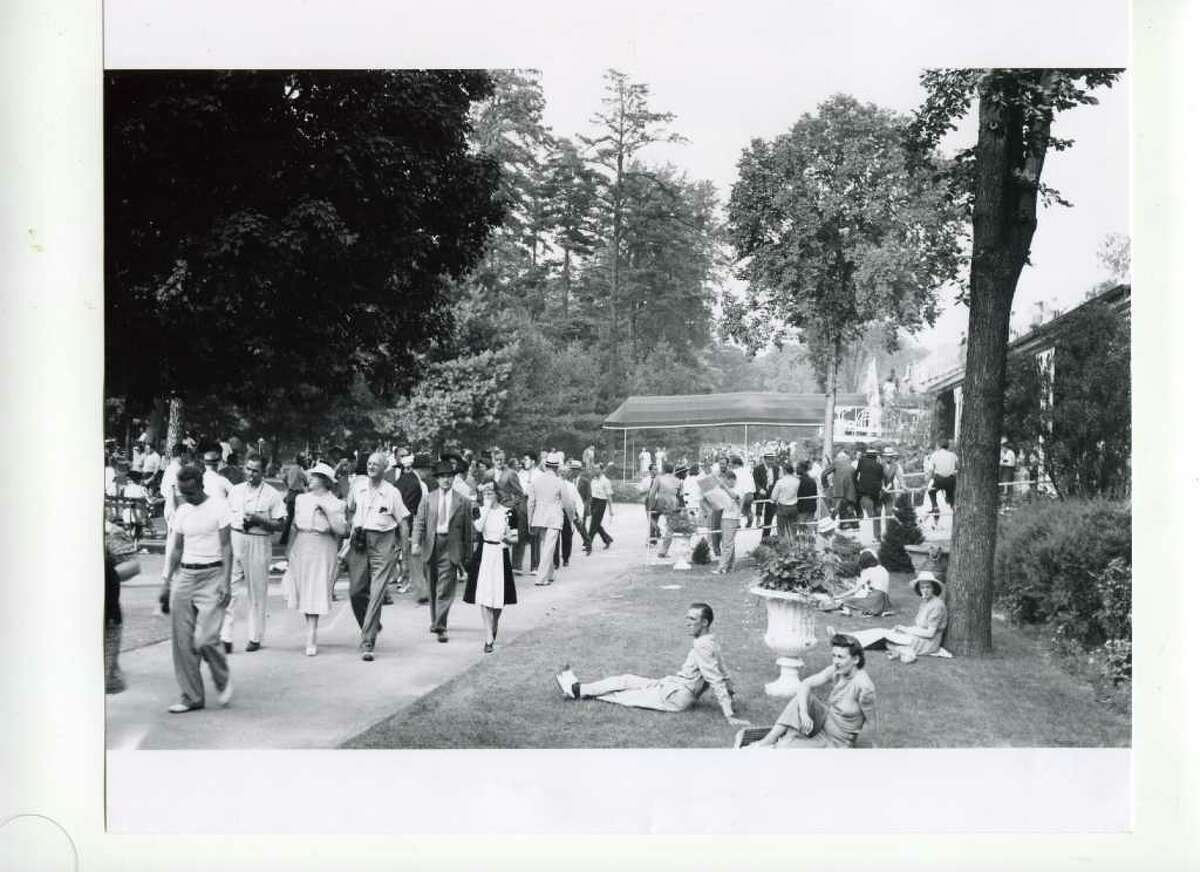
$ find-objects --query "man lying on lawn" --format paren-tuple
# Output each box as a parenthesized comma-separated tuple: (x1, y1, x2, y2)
(555, 602, 751, 727)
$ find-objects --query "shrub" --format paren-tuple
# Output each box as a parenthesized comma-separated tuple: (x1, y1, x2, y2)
(879, 491, 924, 572)
(691, 538, 712, 565)
(994, 499, 1131, 650)
(828, 533, 864, 579)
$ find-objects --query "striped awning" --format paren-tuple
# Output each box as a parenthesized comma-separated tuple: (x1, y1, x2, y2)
(602, 392, 868, 431)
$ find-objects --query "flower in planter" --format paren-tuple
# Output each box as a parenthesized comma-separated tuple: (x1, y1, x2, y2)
(753, 533, 837, 600)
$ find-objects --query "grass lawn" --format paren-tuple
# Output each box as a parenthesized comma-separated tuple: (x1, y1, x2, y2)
(343, 551, 1131, 749)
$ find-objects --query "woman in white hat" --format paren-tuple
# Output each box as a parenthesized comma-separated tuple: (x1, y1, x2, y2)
(836, 571, 950, 661)
(282, 461, 347, 656)
(742, 633, 877, 748)
(463, 480, 517, 653)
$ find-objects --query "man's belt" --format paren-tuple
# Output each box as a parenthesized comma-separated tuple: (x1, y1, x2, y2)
(483, 539, 503, 545)
(180, 560, 223, 570)
(363, 527, 398, 534)
(233, 528, 270, 536)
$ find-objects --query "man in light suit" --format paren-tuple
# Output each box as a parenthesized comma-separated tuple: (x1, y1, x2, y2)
(411, 460, 474, 643)
(527, 452, 566, 586)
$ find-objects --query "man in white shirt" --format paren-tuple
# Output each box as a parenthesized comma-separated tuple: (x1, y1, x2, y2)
(159, 443, 192, 529)
(142, 444, 162, 479)
(924, 440, 959, 522)
(639, 447, 652, 475)
(219, 453, 287, 654)
(586, 464, 616, 550)
(345, 451, 409, 660)
(731, 455, 756, 529)
(159, 464, 233, 713)
(518, 451, 542, 575)
(201, 450, 232, 500)
(998, 437, 1017, 505)
(555, 603, 749, 727)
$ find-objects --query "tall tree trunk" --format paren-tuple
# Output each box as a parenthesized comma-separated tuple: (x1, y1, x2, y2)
(562, 248, 571, 317)
(165, 395, 184, 452)
(822, 340, 839, 464)
(945, 72, 1048, 655)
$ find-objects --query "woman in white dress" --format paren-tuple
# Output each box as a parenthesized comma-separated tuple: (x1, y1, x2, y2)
(463, 481, 517, 653)
(283, 462, 347, 656)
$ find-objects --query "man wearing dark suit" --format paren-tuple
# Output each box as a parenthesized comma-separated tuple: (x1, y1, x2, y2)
(411, 460, 473, 643)
(752, 451, 781, 540)
(393, 451, 425, 596)
(853, 446, 886, 541)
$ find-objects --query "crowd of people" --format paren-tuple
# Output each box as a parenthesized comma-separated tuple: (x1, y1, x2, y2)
(102, 437, 624, 714)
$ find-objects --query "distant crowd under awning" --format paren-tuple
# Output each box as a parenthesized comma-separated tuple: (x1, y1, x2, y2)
(602, 392, 869, 431)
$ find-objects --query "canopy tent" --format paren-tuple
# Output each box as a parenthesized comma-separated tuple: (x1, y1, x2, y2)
(603, 391, 868, 479)
(603, 392, 867, 431)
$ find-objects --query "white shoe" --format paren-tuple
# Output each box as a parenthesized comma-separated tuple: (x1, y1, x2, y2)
(217, 678, 233, 707)
(555, 669, 579, 700)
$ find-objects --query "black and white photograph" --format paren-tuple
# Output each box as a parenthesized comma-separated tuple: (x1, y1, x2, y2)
(6, 0, 1197, 865)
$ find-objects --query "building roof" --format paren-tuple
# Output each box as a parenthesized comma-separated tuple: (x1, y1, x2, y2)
(923, 283, 1130, 395)
(602, 391, 869, 431)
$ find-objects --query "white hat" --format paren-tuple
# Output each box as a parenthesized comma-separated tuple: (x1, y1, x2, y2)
(912, 571, 944, 596)
(400, 453, 415, 466)
(307, 462, 338, 483)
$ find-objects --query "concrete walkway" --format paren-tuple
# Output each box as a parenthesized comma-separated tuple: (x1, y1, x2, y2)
(105, 508, 655, 749)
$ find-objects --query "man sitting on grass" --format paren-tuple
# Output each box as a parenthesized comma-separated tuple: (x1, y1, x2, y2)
(555, 603, 751, 727)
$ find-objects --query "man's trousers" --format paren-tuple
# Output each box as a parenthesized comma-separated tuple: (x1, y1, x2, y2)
(427, 535, 459, 632)
(171, 564, 230, 708)
(580, 674, 695, 712)
(717, 516, 740, 572)
(220, 531, 272, 645)
(346, 529, 396, 651)
(587, 498, 613, 547)
(535, 527, 560, 584)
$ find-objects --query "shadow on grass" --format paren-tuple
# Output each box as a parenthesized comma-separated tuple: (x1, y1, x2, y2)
(343, 559, 1131, 749)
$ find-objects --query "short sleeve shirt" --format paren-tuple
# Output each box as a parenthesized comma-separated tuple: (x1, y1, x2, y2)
(347, 478, 408, 532)
(228, 480, 287, 533)
(173, 496, 231, 563)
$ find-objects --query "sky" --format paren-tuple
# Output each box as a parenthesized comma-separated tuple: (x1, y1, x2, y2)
(534, 58, 1128, 353)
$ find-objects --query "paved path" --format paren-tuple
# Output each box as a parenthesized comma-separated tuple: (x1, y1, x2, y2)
(106, 508, 654, 749)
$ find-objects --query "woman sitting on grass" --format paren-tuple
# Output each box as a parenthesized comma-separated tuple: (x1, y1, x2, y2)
(821, 548, 893, 616)
(839, 570, 952, 662)
(743, 634, 876, 748)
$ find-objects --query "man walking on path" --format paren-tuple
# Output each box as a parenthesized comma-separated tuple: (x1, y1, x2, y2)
(829, 451, 859, 530)
(527, 452, 566, 586)
(394, 452, 425, 597)
(586, 463, 616, 551)
(924, 440, 959, 523)
(345, 451, 408, 660)
(412, 460, 473, 642)
(220, 454, 286, 654)
(704, 472, 742, 573)
(493, 450, 529, 576)
(854, 446, 886, 541)
(159, 464, 234, 713)
(647, 463, 684, 558)
(559, 460, 591, 567)
(555, 603, 749, 726)
(752, 451, 781, 538)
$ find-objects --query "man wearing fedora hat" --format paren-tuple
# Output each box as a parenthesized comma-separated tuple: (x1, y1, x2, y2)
(412, 459, 474, 641)
(854, 445, 886, 542)
(752, 450, 781, 540)
(219, 453, 287, 653)
(527, 451, 568, 585)
(558, 460, 591, 567)
(345, 451, 409, 660)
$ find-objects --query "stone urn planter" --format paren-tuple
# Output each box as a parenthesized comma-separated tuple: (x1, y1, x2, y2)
(748, 584, 821, 698)
(905, 539, 950, 577)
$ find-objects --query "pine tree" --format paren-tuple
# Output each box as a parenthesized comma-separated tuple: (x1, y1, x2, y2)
(879, 491, 925, 572)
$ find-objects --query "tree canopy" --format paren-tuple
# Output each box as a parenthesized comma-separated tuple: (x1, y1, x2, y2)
(105, 70, 505, 412)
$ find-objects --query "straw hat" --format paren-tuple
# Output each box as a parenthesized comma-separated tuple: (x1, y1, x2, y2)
(912, 570, 944, 596)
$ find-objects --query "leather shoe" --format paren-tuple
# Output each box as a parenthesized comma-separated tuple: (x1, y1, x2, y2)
(222, 641, 233, 654)
(484, 642, 494, 653)
(245, 640, 261, 652)
(217, 679, 233, 707)
(361, 650, 375, 662)
(437, 631, 448, 643)
(167, 702, 204, 714)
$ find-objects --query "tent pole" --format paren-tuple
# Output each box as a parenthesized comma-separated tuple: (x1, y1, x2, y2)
(623, 429, 628, 482)
(624, 429, 633, 484)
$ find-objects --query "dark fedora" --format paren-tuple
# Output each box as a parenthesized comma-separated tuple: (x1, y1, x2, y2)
(432, 460, 456, 477)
